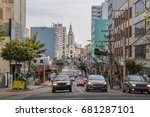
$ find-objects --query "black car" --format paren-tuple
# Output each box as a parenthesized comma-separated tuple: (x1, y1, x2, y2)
(51, 75, 72, 93)
(123, 75, 150, 93)
(85, 75, 107, 92)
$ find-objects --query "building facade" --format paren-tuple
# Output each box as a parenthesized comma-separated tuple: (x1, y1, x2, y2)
(53, 24, 67, 60)
(30, 27, 55, 61)
(111, 0, 150, 77)
(67, 24, 75, 59)
(0, 0, 26, 39)
(0, 0, 26, 87)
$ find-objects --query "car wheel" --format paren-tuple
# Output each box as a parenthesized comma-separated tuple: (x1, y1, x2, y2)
(86, 88, 89, 92)
(69, 88, 72, 92)
(127, 87, 131, 93)
(104, 89, 107, 92)
(123, 87, 125, 93)
(52, 89, 55, 93)
(148, 91, 150, 94)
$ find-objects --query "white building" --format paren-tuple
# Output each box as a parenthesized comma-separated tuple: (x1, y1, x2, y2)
(67, 24, 75, 58)
(53, 24, 67, 60)
(91, 1, 108, 21)
(34, 54, 52, 66)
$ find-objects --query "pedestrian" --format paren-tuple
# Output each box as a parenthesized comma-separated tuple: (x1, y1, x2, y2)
(48, 72, 51, 82)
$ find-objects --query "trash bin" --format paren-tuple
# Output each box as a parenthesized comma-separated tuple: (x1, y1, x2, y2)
(13, 77, 27, 89)
(19, 78, 27, 89)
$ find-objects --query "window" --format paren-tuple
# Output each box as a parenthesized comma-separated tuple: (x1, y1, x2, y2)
(40, 60, 43, 63)
(135, 20, 145, 38)
(129, 26, 132, 37)
(0, 8, 3, 19)
(2, 0, 13, 3)
(8, 0, 13, 3)
(129, 7, 132, 19)
(127, 46, 132, 57)
(146, 0, 150, 9)
(135, 45, 146, 59)
(135, 0, 145, 16)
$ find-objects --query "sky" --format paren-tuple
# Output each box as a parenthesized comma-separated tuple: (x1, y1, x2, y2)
(26, 0, 105, 46)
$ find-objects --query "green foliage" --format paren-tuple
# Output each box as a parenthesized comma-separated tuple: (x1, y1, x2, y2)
(1, 40, 36, 63)
(27, 35, 46, 57)
(125, 59, 144, 74)
(56, 59, 64, 66)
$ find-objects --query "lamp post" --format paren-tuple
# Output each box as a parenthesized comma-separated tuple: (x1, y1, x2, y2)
(43, 59, 46, 85)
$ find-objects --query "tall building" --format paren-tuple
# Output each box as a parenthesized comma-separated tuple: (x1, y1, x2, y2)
(91, 1, 108, 21)
(91, 6, 101, 20)
(67, 24, 75, 58)
(91, 1, 108, 59)
(30, 27, 55, 61)
(0, 0, 26, 39)
(0, 0, 26, 79)
(53, 24, 67, 60)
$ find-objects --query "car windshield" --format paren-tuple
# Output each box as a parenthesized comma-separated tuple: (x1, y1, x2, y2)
(54, 75, 69, 81)
(129, 76, 145, 82)
(89, 75, 105, 81)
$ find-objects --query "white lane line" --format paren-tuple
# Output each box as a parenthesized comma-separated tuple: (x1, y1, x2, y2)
(75, 87, 84, 94)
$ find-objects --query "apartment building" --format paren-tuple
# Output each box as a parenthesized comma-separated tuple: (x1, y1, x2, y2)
(112, 0, 150, 75)
(53, 24, 67, 60)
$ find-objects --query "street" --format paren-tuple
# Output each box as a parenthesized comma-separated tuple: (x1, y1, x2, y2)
(23, 83, 150, 100)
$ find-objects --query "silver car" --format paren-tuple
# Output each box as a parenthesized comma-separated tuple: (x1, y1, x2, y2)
(123, 75, 150, 94)
(85, 75, 107, 92)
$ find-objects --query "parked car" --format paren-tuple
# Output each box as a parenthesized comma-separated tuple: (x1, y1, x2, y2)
(85, 75, 107, 92)
(51, 75, 72, 93)
(123, 75, 150, 94)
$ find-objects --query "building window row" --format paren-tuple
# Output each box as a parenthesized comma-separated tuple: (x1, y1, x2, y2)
(114, 7, 132, 28)
(135, 0, 145, 16)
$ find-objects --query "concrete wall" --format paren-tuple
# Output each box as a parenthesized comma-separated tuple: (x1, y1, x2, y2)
(0, 37, 10, 74)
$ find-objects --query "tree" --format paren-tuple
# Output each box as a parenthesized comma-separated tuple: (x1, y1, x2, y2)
(125, 59, 144, 74)
(27, 35, 46, 57)
(26, 36, 46, 72)
(1, 40, 36, 75)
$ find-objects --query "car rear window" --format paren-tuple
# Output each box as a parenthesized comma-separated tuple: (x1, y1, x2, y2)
(54, 75, 69, 81)
(89, 75, 105, 80)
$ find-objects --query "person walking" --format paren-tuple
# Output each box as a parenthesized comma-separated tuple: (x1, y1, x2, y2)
(48, 72, 51, 82)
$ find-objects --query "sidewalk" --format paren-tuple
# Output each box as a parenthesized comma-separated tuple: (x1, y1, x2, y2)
(0, 81, 51, 99)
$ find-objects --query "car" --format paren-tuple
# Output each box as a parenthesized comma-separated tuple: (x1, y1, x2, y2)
(51, 75, 72, 93)
(85, 75, 107, 92)
(76, 79, 84, 87)
(123, 75, 150, 94)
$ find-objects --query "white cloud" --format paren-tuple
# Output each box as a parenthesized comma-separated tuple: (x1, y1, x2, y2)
(27, 0, 105, 46)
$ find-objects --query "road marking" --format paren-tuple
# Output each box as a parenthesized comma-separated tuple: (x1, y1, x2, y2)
(75, 87, 84, 94)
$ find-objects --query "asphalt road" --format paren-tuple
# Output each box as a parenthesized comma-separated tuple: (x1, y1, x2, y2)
(23, 83, 150, 100)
